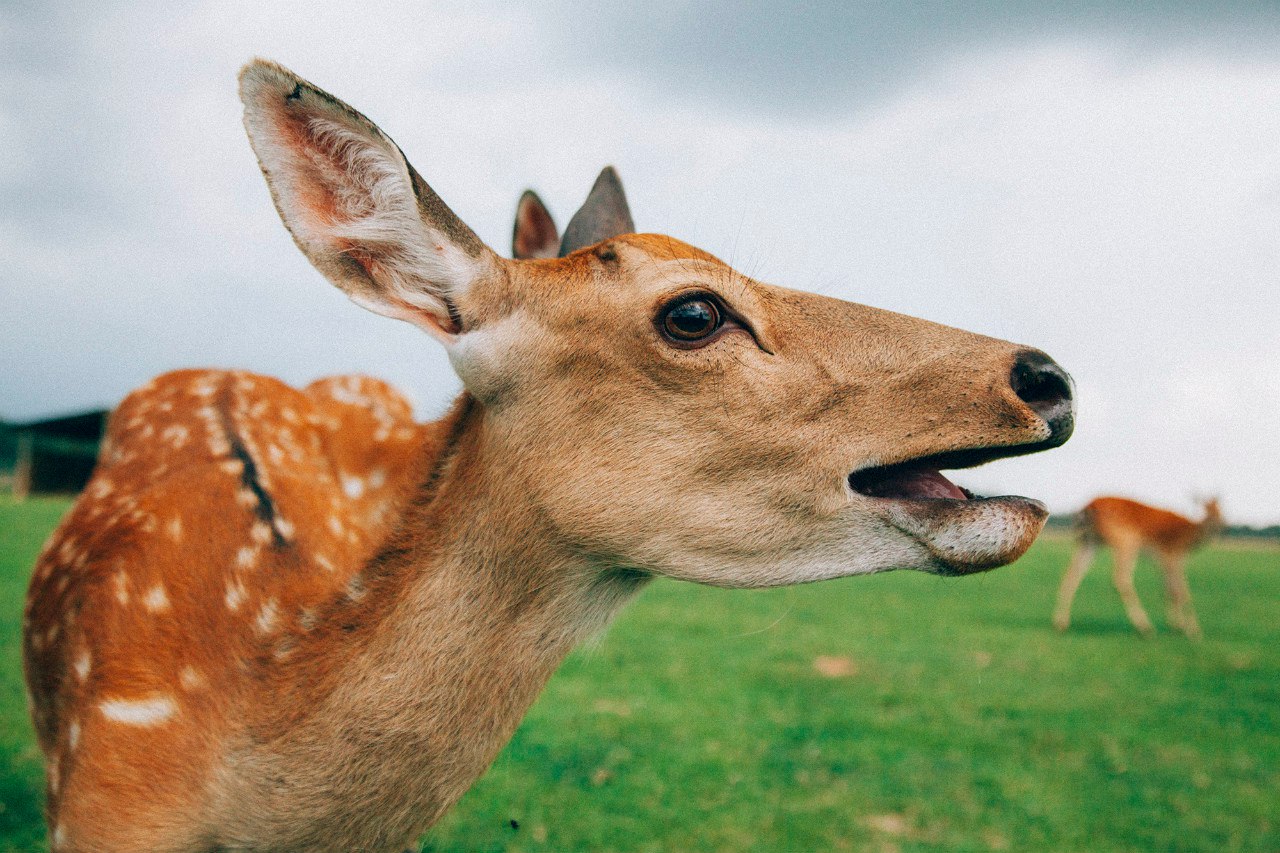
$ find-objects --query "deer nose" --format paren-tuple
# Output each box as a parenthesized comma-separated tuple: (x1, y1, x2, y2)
(1010, 350, 1075, 445)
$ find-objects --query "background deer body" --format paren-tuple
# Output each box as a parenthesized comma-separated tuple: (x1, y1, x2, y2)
(24, 60, 1074, 852)
(1053, 496, 1221, 638)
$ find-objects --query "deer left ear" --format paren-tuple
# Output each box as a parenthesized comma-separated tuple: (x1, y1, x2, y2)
(238, 58, 499, 341)
(512, 190, 559, 259)
(559, 166, 635, 256)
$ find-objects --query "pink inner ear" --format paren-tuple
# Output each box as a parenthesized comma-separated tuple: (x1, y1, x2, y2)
(270, 103, 372, 231)
(514, 196, 557, 259)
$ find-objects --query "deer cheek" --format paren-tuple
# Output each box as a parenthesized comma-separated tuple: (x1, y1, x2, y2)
(446, 317, 530, 405)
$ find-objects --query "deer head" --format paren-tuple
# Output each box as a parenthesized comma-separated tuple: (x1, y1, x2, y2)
(239, 59, 1074, 586)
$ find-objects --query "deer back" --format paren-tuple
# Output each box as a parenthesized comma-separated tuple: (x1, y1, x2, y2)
(23, 369, 434, 845)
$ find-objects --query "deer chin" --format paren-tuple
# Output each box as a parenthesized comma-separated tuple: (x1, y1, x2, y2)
(849, 460, 1049, 575)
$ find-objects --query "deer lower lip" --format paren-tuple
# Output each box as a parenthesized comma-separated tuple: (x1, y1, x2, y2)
(848, 465, 973, 501)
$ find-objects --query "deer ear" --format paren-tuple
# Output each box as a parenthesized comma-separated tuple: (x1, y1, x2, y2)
(238, 59, 497, 340)
(511, 190, 559, 259)
(559, 166, 635, 256)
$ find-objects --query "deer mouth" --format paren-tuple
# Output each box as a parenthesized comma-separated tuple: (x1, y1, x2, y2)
(848, 444, 1051, 575)
(848, 464, 974, 501)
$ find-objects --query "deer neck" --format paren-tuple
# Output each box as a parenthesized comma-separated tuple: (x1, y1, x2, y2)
(1195, 513, 1219, 543)
(228, 395, 650, 848)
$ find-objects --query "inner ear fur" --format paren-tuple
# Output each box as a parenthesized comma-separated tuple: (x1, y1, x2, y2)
(512, 190, 559, 260)
(238, 58, 497, 337)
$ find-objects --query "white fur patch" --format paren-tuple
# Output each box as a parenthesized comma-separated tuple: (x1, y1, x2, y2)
(113, 571, 130, 605)
(225, 579, 247, 612)
(341, 472, 366, 499)
(179, 666, 206, 691)
(142, 585, 171, 613)
(73, 650, 91, 682)
(255, 598, 280, 635)
(99, 695, 177, 726)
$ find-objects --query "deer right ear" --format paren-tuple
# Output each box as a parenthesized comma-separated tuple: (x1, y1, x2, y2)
(238, 59, 497, 341)
(559, 166, 635, 256)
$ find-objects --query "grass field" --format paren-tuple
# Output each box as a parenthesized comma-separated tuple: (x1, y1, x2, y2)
(1, 497, 1277, 852)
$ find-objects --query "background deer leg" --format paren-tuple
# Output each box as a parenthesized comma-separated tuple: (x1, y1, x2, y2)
(1111, 543, 1154, 636)
(1159, 551, 1202, 640)
(1053, 541, 1095, 631)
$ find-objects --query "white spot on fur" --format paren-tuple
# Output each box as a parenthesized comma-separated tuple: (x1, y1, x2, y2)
(341, 472, 366, 499)
(250, 521, 273, 545)
(47, 759, 59, 795)
(327, 515, 344, 537)
(161, 424, 191, 448)
(179, 666, 205, 691)
(368, 468, 388, 489)
(99, 695, 177, 726)
(314, 553, 336, 573)
(113, 571, 130, 605)
(225, 579, 247, 612)
(87, 478, 114, 500)
(190, 376, 219, 397)
(68, 720, 81, 751)
(220, 458, 246, 476)
(73, 650, 91, 682)
(166, 516, 183, 542)
(235, 488, 259, 509)
(236, 546, 258, 569)
(273, 516, 295, 541)
(142, 585, 170, 613)
(255, 598, 280, 635)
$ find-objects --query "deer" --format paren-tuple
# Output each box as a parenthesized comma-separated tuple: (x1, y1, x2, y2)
(22, 58, 1075, 852)
(1053, 496, 1223, 639)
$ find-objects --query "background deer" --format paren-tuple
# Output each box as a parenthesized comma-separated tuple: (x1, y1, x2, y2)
(1053, 496, 1222, 638)
(23, 59, 1074, 852)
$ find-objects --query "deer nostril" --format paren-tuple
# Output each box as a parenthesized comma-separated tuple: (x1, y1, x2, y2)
(1010, 350, 1074, 439)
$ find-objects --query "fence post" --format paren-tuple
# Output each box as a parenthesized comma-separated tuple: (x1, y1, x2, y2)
(12, 432, 33, 502)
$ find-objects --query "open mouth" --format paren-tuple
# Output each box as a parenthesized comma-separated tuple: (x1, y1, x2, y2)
(849, 464, 975, 501)
(847, 443, 1040, 503)
(847, 443, 1054, 575)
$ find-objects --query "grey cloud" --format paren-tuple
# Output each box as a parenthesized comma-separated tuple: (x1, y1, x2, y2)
(544, 0, 1280, 118)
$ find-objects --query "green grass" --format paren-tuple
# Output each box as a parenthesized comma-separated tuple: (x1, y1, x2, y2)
(2, 498, 1277, 852)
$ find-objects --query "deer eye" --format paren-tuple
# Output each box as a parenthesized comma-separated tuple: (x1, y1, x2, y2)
(660, 295, 722, 343)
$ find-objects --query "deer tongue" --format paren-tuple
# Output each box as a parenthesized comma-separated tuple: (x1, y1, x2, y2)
(858, 466, 968, 501)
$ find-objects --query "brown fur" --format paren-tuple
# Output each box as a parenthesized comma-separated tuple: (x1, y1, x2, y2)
(1053, 496, 1222, 638)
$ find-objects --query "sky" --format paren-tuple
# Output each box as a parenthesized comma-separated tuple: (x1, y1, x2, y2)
(2, 1, 1278, 524)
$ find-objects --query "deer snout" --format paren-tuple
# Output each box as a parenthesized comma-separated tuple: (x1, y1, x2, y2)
(1009, 349, 1075, 446)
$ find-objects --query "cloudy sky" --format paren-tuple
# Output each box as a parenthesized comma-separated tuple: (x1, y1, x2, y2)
(3, 1, 1278, 524)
